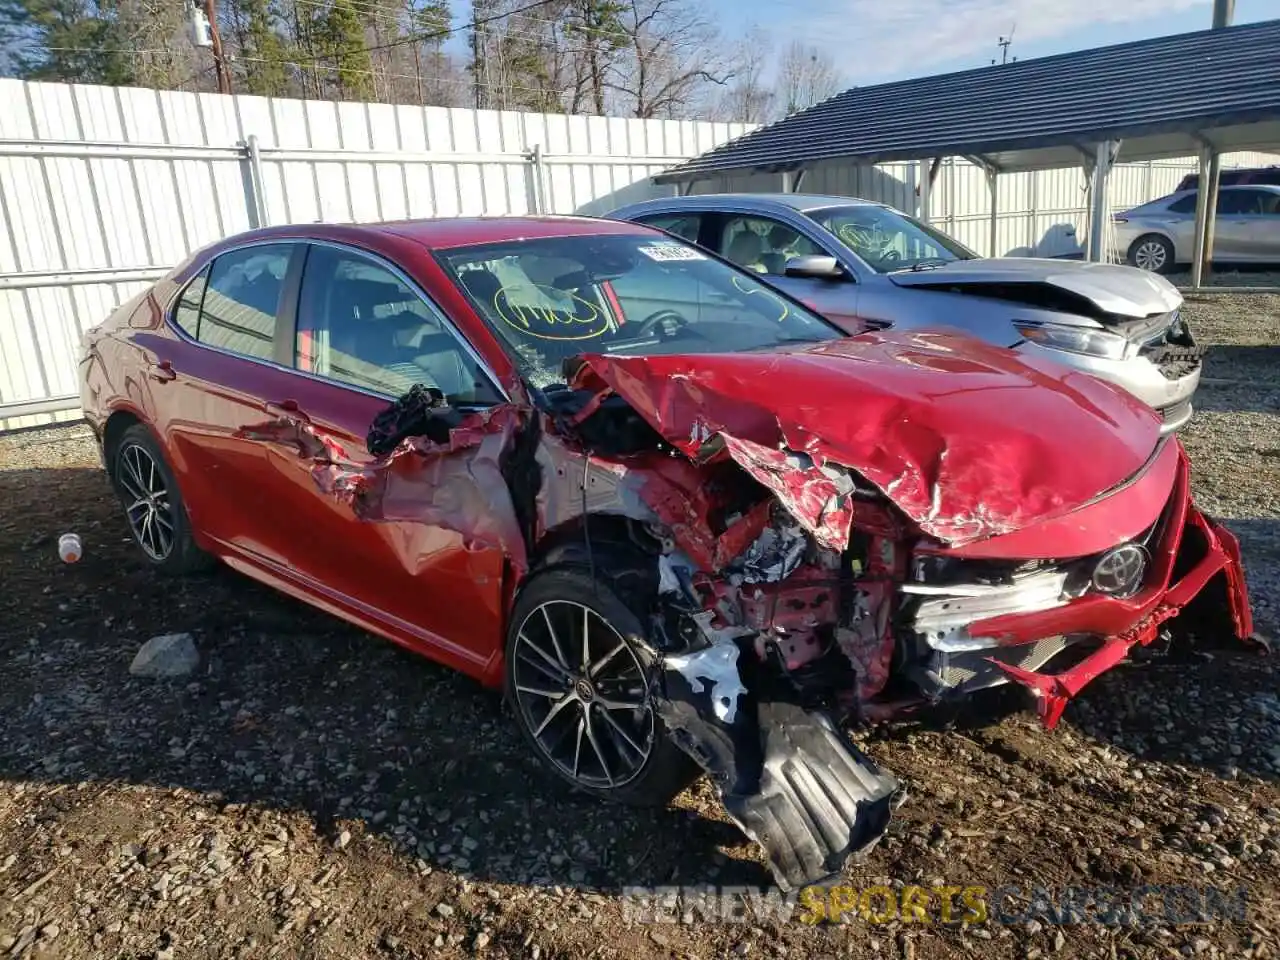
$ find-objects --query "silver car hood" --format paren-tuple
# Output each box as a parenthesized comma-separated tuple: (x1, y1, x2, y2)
(886, 257, 1183, 319)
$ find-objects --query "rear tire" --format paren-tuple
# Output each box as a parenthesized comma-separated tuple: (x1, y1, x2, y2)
(110, 424, 213, 575)
(505, 566, 697, 807)
(1127, 234, 1175, 274)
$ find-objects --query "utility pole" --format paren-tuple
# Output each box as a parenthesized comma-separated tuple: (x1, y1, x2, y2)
(206, 0, 233, 95)
(471, 8, 482, 109)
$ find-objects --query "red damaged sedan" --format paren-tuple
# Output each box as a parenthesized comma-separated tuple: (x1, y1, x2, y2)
(79, 217, 1255, 890)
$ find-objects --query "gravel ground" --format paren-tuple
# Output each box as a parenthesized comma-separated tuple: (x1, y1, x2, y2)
(1, 297, 1279, 960)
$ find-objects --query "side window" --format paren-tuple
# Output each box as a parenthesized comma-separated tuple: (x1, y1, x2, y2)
(172, 265, 209, 339)
(1217, 191, 1260, 215)
(199, 245, 292, 360)
(718, 216, 825, 276)
(1167, 194, 1197, 214)
(638, 213, 702, 243)
(296, 245, 501, 405)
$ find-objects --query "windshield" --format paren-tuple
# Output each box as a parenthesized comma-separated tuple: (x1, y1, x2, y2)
(435, 233, 842, 387)
(809, 205, 976, 272)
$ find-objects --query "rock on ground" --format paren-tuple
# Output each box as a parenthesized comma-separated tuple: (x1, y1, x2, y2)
(129, 633, 200, 678)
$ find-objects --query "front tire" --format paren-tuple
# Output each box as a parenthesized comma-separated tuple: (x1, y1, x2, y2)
(505, 566, 696, 807)
(1127, 234, 1175, 274)
(110, 424, 212, 575)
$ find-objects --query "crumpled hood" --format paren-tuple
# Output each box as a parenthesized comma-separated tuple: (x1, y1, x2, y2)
(886, 257, 1183, 319)
(571, 329, 1162, 546)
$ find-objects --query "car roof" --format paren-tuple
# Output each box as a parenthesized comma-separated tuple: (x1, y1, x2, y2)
(215, 215, 659, 252)
(1166, 183, 1280, 199)
(377, 215, 657, 247)
(616, 193, 885, 214)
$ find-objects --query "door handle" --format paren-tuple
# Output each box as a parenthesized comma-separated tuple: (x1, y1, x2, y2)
(147, 359, 177, 383)
(265, 399, 311, 424)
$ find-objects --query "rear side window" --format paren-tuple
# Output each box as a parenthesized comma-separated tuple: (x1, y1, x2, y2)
(199, 245, 292, 360)
(638, 213, 702, 243)
(172, 266, 209, 338)
(1219, 190, 1270, 215)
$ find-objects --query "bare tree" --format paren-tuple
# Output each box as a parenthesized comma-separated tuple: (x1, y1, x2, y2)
(777, 40, 842, 117)
(715, 27, 772, 122)
(606, 0, 733, 119)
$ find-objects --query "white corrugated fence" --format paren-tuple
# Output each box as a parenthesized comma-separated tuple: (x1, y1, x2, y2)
(1, 77, 1277, 430)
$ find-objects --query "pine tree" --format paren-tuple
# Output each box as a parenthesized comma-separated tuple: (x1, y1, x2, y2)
(0, 0, 135, 84)
(239, 0, 290, 95)
(318, 0, 373, 99)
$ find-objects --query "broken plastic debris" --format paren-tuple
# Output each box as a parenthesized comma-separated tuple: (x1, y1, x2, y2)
(664, 642, 746, 723)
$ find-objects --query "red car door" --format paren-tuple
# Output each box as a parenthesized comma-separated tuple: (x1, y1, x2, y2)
(249, 241, 513, 677)
(141, 241, 316, 570)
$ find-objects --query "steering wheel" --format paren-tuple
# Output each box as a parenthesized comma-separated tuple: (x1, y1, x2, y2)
(633, 308, 692, 341)
(878, 248, 902, 264)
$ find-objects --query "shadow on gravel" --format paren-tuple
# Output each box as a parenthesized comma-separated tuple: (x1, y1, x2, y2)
(2, 464, 1277, 903)
(1196, 345, 1280, 415)
(0, 465, 766, 896)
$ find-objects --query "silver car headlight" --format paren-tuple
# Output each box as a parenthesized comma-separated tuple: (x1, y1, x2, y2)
(1013, 321, 1128, 360)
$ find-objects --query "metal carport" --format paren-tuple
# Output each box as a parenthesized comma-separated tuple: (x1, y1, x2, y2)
(654, 15, 1280, 283)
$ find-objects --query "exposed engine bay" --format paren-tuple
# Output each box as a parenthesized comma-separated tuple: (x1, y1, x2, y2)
(260, 338, 1257, 892)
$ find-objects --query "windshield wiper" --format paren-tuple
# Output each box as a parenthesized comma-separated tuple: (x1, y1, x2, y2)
(897, 258, 953, 272)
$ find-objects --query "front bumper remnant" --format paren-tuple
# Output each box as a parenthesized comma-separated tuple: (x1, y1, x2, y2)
(989, 492, 1254, 730)
(654, 643, 901, 891)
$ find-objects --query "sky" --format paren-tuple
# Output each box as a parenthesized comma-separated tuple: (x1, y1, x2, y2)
(740, 0, 1278, 84)
(452, 0, 1277, 87)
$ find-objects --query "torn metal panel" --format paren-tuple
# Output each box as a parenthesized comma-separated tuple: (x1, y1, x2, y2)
(531, 430, 660, 534)
(239, 403, 531, 576)
(569, 332, 1163, 547)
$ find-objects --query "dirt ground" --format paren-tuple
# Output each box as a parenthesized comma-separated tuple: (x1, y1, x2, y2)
(2, 294, 1279, 960)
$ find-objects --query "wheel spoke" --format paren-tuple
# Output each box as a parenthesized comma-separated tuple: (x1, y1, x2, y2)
(531, 691, 576, 739)
(119, 474, 146, 501)
(581, 605, 591, 670)
(516, 649, 569, 685)
(596, 693, 647, 712)
(140, 509, 155, 553)
(588, 641, 626, 679)
(518, 632, 571, 682)
(540, 605, 570, 670)
(571, 713, 585, 778)
(582, 706, 614, 786)
(597, 706, 646, 757)
(122, 452, 145, 494)
(516, 682, 568, 701)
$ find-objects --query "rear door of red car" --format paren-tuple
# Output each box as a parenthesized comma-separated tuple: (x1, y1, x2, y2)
(256, 240, 512, 674)
(146, 240, 316, 569)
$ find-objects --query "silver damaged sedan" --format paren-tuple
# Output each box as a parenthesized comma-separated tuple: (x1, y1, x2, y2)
(608, 193, 1202, 432)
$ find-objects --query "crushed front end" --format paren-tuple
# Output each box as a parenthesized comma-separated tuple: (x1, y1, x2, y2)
(547, 350, 1255, 891)
(297, 336, 1256, 893)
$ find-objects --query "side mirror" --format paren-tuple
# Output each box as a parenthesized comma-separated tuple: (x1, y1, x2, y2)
(784, 255, 847, 280)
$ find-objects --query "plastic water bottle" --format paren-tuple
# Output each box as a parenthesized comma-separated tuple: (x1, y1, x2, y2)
(58, 533, 82, 563)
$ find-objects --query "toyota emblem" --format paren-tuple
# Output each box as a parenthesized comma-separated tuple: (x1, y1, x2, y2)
(1091, 544, 1148, 598)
